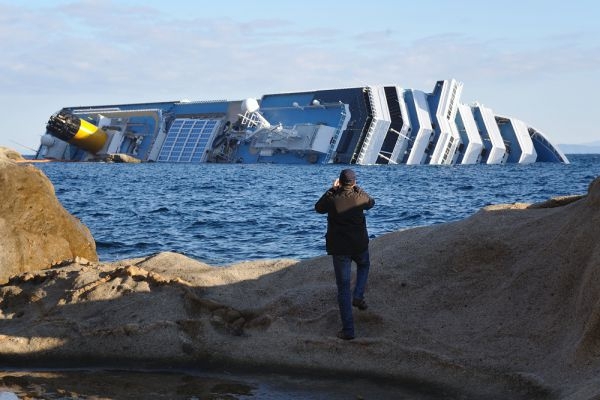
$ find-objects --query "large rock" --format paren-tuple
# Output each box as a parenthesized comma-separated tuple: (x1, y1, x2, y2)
(0, 159, 97, 283)
(2, 177, 600, 399)
(0, 147, 24, 162)
(96, 153, 142, 163)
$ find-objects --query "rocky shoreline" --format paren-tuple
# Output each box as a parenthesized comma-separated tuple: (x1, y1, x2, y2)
(2, 147, 600, 399)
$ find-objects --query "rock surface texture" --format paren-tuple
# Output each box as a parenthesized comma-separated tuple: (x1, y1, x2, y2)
(0, 159, 97, 283)
(0, 147, 24, 162)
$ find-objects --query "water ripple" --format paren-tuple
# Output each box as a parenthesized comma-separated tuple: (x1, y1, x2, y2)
(38, 155, 597, 264)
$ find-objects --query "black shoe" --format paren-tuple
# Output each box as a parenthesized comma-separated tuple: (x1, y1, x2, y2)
(352, 298, 368, 310)
(337, 330, 355, 340)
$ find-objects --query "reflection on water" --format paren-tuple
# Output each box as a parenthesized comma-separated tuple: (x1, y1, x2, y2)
(0, 368, 455, 399)
(2, 369, 253, 399)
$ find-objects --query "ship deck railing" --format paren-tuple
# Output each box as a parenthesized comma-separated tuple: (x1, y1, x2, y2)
(323, 106, 348, 164)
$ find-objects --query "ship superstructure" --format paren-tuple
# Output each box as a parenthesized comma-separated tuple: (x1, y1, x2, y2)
(36, 79, 569, 164)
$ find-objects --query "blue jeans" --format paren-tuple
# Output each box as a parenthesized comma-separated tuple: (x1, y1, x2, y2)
(332, 249, 370, 337)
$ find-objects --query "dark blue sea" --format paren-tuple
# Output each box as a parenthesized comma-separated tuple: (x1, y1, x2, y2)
(37, 154, 600, 265)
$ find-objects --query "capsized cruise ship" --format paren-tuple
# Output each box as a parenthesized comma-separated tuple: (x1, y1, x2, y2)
(36, 79, 569, 165)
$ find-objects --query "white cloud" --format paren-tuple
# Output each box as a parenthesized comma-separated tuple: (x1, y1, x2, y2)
(3, 2, 599, 94)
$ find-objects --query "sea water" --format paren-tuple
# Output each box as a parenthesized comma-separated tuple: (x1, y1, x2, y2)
(37, 154, 599, 264)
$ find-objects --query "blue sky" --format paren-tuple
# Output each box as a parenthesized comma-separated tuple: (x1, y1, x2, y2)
(1, 0, 599, 153)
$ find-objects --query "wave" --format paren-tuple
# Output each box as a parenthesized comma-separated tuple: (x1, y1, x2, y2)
(150, 206, 170, 213)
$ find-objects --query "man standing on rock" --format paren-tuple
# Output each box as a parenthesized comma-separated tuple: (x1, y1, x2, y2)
(315, 168, 375, 340)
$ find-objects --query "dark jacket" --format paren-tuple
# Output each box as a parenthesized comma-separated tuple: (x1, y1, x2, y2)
(315, 185, 375, 255)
